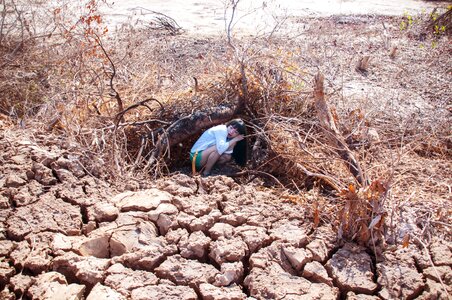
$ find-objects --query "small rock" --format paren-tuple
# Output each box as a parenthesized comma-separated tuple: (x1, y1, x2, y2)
(249, 242, 297, 275)
(377, 249, 425, 299)
(78, 232, 110, 258)
(209, 236, 248, 265)
(0, 240, 15, 256)
(112, 189, 172, 212)
(173, 195, 216, 217)
(0, 195, 9, 209)
(131, 284, 197, 300)
(270, 223, 309, 247)
(165, 228, 189, 244)
(112, 240, 177, 271)
(0, 261, 15, 285)
(214, 261, 244, 286)
(27, 271, 85, 300)
(155, 255, 220, 287)
(54, 168, 78, 182)
(104, 263, 158, 297)
(199, 283, 247, 300)
(413, 246, 432, 270)
(51, 156, 86, 178)
(219, 212, 247, 226)
(302, 261, 333, 286)
(148, 203, 179, 235)
(0, 288, 15, 300)
(4, 174, 26, 188)
(156, 174, 197, 196)
(235, 225, 270, 253)
(29, 145, 59, 166)
(124, 181, 140, 191)
(82, 221, 97, 235)
(9, 240, 30, 270)
(109, 220, 158, 256)
(9, 181, 43, 207)
(208, 223, 235, 240)
(179, 230, 211, 259)
(148, 203, 179, 222)
(31, 162, 57, 185)
(423, 265, 451, 285)
(178, 209, 222, 232)
(86, 283, 126, 300)
(89, 202, 119, 222)
(59, 185, 96, 206)
(282, 246, 313, 272)
(325, 243, 377, 294)
(244, 262, 339, 299)
(9, 274, 35, 297)
(418, 278, 451, 300)
(429, 239, 452, 267)
(306, 239, 332, 263)
(10, 154, 28, 165)
(52, 253, 111, 287)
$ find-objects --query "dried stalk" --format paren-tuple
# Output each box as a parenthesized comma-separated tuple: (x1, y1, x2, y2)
(313, 72, 367, 186)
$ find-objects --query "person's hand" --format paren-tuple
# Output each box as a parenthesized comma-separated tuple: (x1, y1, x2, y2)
(233, 134, 244, 142)
(228, 135, 244, 148)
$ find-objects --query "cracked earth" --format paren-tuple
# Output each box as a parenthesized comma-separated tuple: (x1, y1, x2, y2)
(0, 127, 451, 299)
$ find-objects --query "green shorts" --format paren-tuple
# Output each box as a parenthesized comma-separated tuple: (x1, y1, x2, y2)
(190, 151, 203, 170)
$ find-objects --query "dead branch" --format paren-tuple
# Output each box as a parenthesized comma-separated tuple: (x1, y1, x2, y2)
(356, 55, 370, 74)
(314, 72, 367, 186)
(114, 98, 165, 128)
(427, 8, 452, 35)
(103, 119, 171, 130)
(229, 169, 286, 189)
(294, 163, 342, 192)
(130, 7, 183, 34)
(225, 0, 241, 46)
(94, 33, 124, 115)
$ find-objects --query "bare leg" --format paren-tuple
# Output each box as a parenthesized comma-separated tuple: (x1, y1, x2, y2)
(199, 146, 218, 167)
(198, 146, 233, 175)
(217, 154, 232, 165)
(203, 151, 221, 175)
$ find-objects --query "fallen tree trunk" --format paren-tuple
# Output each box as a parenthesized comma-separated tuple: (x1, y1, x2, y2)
(147, 102, 239, 166)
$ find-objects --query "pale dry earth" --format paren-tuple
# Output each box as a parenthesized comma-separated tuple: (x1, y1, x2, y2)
(0, 124, 450, 299)
(102, 0, 452, 35)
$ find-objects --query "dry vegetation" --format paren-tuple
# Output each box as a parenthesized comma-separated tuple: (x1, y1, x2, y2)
(0, 0, 450, 252)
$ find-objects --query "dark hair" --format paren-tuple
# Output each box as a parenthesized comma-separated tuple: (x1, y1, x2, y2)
(227, 119, 247, 166)
(226, 119, 246, 135)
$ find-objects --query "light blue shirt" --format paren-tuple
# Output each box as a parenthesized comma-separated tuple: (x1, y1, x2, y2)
(190, 125, 232, 155)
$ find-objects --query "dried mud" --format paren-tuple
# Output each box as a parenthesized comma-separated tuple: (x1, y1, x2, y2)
(0, 126, 450, 299)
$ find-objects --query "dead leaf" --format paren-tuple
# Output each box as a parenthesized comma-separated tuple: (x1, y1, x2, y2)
(402, 234, 410, 248)
(369, 215, 382, 229)
(358, 223, 370, 244)
(313, 204, 320, 228)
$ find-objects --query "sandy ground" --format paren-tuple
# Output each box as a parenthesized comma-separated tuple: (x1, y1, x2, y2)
(102, 0, 452, 34)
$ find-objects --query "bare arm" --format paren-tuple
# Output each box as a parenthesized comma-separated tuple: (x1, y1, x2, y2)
(226, 134, 244, 151)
